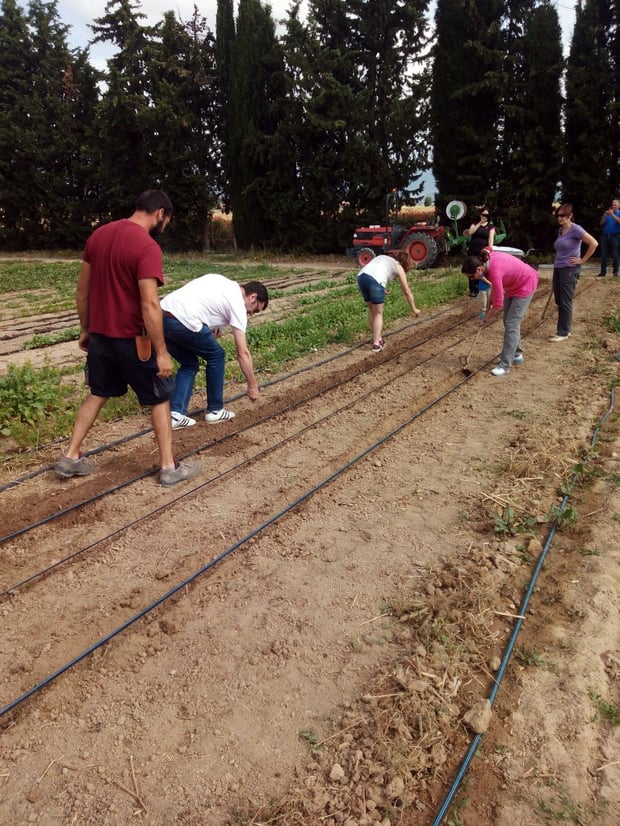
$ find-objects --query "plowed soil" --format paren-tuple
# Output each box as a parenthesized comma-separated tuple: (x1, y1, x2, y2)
(1, 262, 619, 826)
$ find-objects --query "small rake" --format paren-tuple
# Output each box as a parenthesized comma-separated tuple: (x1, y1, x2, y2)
(460, 326, 484, 376)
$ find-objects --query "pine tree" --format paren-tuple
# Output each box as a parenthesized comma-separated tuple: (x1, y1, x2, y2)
(274, 0, 430, 252)
(91, 0, 159, 219)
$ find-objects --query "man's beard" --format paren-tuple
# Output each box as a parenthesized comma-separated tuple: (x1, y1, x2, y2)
(149, 217, 167, 238)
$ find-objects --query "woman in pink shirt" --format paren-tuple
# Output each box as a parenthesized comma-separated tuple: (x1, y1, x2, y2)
(462, 249, 539, 377)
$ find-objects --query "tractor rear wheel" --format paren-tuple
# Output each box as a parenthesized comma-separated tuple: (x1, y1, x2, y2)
(356, 248, 376, 268)
(404, 233, 438, 269)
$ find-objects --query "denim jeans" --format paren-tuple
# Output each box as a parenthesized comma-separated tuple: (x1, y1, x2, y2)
(498, 293, 533, 370)
(163, 316, 225, 414)
(552, 266, 579, 336)
(599, 234, 620, 276)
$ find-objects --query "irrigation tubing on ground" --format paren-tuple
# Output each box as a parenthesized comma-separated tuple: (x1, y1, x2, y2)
(0, 352, 498, 720)
(431, 384, 617, 826)
(0, 311, 474, 544)
(0, 304, 461, 495)
(0, 321, 488, 596)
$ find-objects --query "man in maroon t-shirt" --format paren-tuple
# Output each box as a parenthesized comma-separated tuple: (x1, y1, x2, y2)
(55, 190, 200, 487)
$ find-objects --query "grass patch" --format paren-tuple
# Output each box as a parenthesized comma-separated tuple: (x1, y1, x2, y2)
(23, 327, 81, 349)
(0, 258, 467, 448)
(590, 692, 620, 726)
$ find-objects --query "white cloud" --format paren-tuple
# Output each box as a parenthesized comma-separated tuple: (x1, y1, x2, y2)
(56, 0, 577, 69)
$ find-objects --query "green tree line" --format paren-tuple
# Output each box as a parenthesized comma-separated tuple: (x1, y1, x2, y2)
(0, 0, 618, 253)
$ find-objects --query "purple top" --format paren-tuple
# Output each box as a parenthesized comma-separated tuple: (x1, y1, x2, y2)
(554, 222, 586, 268)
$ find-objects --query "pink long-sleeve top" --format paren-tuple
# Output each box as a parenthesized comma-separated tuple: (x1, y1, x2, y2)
(487, 251, 539, 310)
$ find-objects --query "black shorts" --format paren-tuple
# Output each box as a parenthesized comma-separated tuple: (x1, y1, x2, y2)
(86, 333, 174, 406)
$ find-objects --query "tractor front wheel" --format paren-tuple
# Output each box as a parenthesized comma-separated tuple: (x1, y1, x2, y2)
(356, 248, 376, 268)
(404, 233, 438, 269)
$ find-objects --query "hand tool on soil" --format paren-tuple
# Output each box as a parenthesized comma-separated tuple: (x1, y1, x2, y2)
(541, 286, 554, 320)
(460, 326, 483, 376)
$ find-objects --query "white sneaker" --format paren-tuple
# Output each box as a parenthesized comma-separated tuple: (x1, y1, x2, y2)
(171, 412, 197, 429)
(549, 334, 568, 342)
(205, 408, 236, 423)
(512, 352, 524, 364)
(491, 365, 509, 377)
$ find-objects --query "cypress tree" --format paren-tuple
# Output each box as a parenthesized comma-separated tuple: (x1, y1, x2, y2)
(430, 0, 504, 208)
(563, 0, 615, 224)
(0, 0, 36, 247)
(226, 0, 284, 248)
(499, 0, 563, 249)
(148, 10, 221, 250)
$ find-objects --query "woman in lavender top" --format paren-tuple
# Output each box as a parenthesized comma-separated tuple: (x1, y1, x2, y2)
(550, 203, 598, 341)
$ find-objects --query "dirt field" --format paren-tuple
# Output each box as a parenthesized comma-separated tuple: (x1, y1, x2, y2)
(0, 263, 619, 826)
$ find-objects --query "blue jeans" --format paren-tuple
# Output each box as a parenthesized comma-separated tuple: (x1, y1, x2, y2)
(599, 234, 620, 276)
(163, 316, 225, 414)
(552, 266, 579, 336)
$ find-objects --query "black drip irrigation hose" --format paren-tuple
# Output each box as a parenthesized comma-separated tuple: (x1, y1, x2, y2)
(0, 304, 458, 494)
(431, 384, 617, 826)
(0, 347, 498, 720)
(0, 325, 474, 597)
(0, 310, 472, 544)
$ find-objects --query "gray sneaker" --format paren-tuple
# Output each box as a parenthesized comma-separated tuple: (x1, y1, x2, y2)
(55, 454, 94, 478)
(160, 460, 200, 487)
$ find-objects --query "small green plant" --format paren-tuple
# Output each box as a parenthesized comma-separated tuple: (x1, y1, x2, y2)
(577, 547, 603, 557)
(23, 327, 80, 350)
(493, 507, 536, 536)
(590, 692, 620, 726)
(493, 506, 517, 535)
(548, 502, 579, 531)
(299, 729, 321, 747)
(536, 796, 586, 824)
(603, 308, 620, 333)
(0, 362, 70, 442)
(515, 647, 543, 667)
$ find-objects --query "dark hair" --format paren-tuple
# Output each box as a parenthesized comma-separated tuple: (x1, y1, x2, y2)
(243, 281, 269, 310)
(556, 202, 573, 216)
(387, 249, 411, 272)
(135, 190, 173, 216)
(461, 247, 491, 275)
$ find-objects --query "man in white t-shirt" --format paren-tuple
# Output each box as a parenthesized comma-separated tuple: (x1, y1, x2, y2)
(161, 275, 268, 427)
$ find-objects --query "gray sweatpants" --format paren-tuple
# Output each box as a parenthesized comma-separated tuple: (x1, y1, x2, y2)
(498, 293, 534, 370)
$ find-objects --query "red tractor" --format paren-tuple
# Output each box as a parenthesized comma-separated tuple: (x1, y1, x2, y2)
(347, 190, 449, 269)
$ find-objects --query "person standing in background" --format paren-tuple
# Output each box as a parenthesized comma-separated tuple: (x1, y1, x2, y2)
(597, 198, 620, 278)
(463, 206, 495, 297)
(550, 204, 598, 342)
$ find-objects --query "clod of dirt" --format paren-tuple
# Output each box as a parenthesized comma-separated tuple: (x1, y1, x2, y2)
(463, 698, 492, 733)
